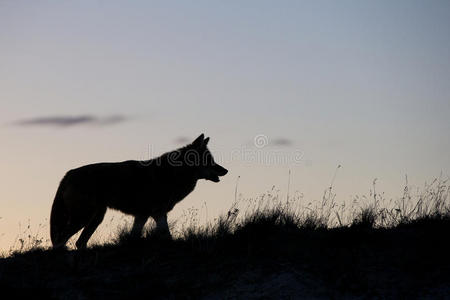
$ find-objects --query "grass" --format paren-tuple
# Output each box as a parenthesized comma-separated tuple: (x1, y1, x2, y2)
(1, 177, 449, 298)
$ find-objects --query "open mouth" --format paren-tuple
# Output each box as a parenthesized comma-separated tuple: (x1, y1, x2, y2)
(208, 165, 227, 182)
(210, 175, 220, 182)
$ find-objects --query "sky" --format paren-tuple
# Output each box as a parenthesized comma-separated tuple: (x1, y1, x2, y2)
(1, 0, 449, 251)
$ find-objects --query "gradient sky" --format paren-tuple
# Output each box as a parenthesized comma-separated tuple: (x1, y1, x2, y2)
(1, 0, 449, 251)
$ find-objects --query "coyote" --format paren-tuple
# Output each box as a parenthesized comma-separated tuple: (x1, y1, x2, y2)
(50, 134, 228, 249)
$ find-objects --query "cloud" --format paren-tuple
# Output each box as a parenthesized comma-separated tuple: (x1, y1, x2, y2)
(13, 114, 129, 128)
(174, 136, 191, 144)
(271, 138, 293, 146)
(247, 136, 294, 148)
(96, 115, 128, 126)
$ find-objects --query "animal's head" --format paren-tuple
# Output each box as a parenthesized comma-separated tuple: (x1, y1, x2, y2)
(187, 134, 228, 182)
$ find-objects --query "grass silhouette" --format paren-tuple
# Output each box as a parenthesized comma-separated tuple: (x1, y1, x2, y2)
(1, 177, 449, 298)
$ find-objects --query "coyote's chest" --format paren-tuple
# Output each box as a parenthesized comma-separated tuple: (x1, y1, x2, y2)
(165, 181, 197, 209)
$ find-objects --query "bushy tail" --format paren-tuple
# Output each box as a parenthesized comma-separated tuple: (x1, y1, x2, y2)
(50, 177, 69, 247)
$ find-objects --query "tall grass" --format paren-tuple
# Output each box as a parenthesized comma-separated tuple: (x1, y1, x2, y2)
(4, 175, 450, 255)
(153, 175, 450, 245)
(3, 219, 49, 256)
(245, 175, 441, 230)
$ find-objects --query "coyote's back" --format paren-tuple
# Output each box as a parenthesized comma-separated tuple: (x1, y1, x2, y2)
(50, 134, 228, 249)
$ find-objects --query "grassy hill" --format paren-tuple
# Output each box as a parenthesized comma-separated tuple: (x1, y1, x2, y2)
(1, 180, 449, 299)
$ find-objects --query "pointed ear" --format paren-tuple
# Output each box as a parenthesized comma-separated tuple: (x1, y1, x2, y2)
(192, 134, 205, 147)
(204, 137, 210, 146)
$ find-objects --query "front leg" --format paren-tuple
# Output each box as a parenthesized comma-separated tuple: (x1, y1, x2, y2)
(154, 214, 171, 238)
(131, 215, 148, 237)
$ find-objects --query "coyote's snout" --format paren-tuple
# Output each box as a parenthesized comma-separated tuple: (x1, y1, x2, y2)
(50, 134, 227, 249)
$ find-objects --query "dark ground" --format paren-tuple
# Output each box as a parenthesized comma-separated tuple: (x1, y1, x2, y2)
(1, 213, 449, 299)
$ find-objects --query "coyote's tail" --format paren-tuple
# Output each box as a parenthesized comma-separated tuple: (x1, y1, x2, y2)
(50, 176, 69, 247)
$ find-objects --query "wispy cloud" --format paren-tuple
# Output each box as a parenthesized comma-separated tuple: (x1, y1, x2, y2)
(246, 135, 294, 148)
(174, 136, 191, 144)
(13, 114, 129, 128)
(271, 138, 293, 146)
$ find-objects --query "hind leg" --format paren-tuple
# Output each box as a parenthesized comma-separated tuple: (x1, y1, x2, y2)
(53, 220, 84, 249)
(75, 207, 107, 249)
(154, 214, 171, 238)
(131, 215, 148, 237)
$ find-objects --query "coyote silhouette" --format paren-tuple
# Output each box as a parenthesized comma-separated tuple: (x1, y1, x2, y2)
(50, 134, 228, 249)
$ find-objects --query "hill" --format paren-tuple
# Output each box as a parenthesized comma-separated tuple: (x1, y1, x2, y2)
(1, 205, 450, 299)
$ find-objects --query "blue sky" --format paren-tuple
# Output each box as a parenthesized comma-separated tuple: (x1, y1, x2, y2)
(1, 0, 449, 250)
